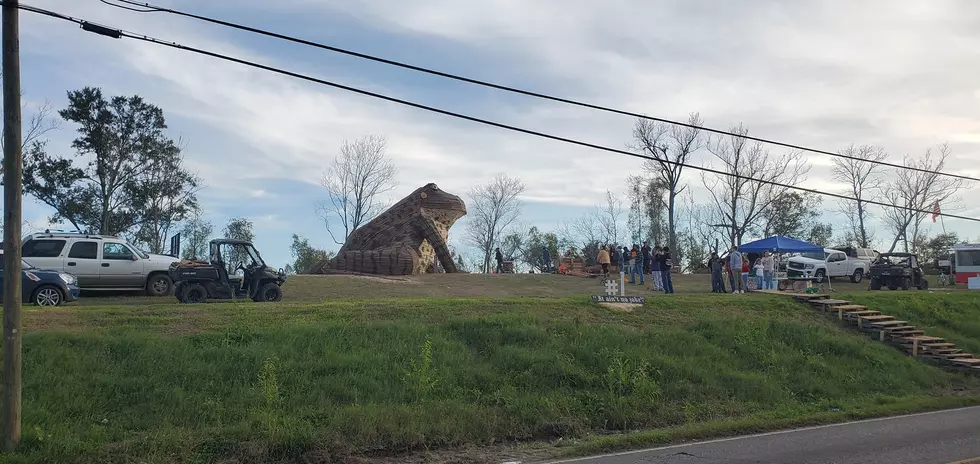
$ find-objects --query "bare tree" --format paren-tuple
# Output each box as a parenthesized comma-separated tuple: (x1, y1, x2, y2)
(0, 78, 60, 155)
(626, 175, 648, 244)
(702, 124, 809, 247)
(0, 83, 60, 229)
(463, 174, 526, 273)
(881, 144, 966, 253)
(831, 144, 887, 248)
(630, 112, 705, 254)
(316, 135, 398, 245)
(596, 190, 624, 245)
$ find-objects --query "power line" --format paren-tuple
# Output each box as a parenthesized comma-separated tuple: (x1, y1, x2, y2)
(16, 2, 980, 224)
(97, 0, 980, 184)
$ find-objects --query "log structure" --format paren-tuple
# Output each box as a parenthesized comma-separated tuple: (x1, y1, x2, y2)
(310, 183, 467, 275)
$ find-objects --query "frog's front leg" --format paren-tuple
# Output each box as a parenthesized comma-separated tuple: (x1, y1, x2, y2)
(414, 215, 458, 273)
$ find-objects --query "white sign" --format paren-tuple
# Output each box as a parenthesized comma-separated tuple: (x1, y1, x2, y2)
(969, 277, 980, 290)
(604, 279, 619, 296)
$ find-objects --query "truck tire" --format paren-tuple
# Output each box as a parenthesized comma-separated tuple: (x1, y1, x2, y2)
(146, 273, 174, 297)
(814, 269, 826, 283)
(178, 283, 208, 304)
(850, 269, 863, 283)
(253, 282, 282, 302)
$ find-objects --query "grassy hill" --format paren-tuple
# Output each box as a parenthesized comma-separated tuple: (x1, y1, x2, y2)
(3, 275, 979, 463)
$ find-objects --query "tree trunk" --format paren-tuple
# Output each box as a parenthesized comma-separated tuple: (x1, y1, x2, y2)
(857, 201, 868, 248)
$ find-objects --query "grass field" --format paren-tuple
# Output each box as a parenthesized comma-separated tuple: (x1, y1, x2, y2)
(2, 274, 979, 463)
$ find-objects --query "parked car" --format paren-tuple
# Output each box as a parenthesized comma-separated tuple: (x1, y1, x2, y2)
(0, 252, 80, 306)
(786, 248, 871, 283)
(20, 231, 176, 296)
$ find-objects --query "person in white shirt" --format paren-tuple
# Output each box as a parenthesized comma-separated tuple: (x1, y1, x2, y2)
(762, 251, 775, 289)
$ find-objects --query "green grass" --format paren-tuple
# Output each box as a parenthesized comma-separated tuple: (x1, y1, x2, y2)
(3, 287, 980, 463)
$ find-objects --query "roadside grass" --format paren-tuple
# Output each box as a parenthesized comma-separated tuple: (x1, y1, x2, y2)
(3, 292, 979, 463)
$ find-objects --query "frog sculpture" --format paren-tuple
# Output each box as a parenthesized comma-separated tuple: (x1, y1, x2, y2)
(310, 183, 466, 275)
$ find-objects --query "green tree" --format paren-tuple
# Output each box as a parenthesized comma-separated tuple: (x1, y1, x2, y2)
(287, 234, 333, 274)
(180, 215, 213, 260)
(806, 223, 834, 246)
(22, 87, 199, 236)
(761, 192, 822, 239)
(222, 217, 254, 268)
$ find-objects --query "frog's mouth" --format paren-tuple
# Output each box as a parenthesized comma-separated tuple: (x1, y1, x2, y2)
(421, 193, 467, 227)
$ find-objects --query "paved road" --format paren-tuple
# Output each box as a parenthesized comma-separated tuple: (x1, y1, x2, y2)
(547, 406, 980, 464)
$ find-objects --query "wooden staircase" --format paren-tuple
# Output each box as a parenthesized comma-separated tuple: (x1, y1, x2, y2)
(758, 291, 980, 373)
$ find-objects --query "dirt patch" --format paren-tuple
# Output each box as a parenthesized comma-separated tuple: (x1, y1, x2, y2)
(303, 274, 419, 284)
(599, 303, 642, 312)
(24, 309, 83, 333)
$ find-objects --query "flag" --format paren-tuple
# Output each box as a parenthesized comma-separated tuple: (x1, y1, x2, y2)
(932, 201, 941, 223)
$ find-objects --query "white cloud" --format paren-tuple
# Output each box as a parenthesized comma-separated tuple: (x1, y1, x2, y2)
(18, 0, 980, 262)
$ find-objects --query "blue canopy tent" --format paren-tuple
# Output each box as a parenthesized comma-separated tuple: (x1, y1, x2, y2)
(738, 236, 822, 254)
(737, 236, 824, 291)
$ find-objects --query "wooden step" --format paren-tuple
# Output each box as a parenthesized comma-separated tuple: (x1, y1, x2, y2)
(939, 353, 975, 359)
(926, 349, 961, 355)
(882, 325, 918, 332)
(922, 342, 956, 348)
(870, 320, 909, 327)
(834, 305, 867, 311)
(859, 315, 895, 321)
(901, 336, 945, 342)
(845, 310, 879, 315)
(950, 358, 980, 366)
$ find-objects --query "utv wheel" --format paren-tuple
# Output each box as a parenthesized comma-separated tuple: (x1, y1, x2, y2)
(850, 269, 863, 283)
(179, 283, 208, 304)
(146, 274, 174, 297)
(918, 279, 928, 290)
(901, 277, 911, 291)
(32, 285, 63, 307)
(254, 282, 282, 302)
(870, 278, 881, 290)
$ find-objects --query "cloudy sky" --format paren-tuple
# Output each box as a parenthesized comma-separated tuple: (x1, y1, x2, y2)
(15, 0, 980, 267)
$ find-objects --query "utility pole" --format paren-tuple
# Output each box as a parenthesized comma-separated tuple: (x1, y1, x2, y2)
(2, 0, 23, 452)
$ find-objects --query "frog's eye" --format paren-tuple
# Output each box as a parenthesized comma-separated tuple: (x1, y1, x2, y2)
(430, 184, 440, 191)
(420, 192, 428, 200)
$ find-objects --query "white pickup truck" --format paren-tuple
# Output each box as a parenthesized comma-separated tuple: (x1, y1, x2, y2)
(786, 248, 873, 283)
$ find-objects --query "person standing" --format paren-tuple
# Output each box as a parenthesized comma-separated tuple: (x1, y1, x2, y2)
(636, 243, 646, 285)
(762, 251, 775, 290)
(741, 255, 750, 291)
(650, 246, 663, 291)
(495, 247, 504, 274)
(597, 245, 611, 277)
(729, 246, 744, 294)
(542, 246, 553, 273)
(710, 252, 726, 293)
(660, 246, 674, 294)
(622, 246, 632, 279)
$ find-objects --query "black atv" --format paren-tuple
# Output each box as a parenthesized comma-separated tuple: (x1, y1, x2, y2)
(869, 252, 928, 291)
(170, 239, 286, 303)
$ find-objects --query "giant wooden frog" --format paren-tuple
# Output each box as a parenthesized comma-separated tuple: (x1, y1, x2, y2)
(311, 183, 466, 275)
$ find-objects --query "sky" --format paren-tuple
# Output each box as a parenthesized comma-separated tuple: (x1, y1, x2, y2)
(11, 0, 980, 268)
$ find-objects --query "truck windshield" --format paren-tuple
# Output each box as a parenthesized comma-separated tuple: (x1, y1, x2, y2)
(800, 252, 826, 260)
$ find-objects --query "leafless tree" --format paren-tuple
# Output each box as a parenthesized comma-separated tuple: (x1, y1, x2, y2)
(316, 135, 398, 245)
(596, 190, 624, 245)
(0, 83, 60, 232)
(463, 173, 525, 273)
(630, 112, 705, 254)
(702, 124, 809, 247)
(831, 144, 887, 248)
(881, 144, 966, 253)
(626, 175, 648, 244)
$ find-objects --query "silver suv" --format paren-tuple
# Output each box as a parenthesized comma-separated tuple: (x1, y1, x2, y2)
(21, 231, 176, 296)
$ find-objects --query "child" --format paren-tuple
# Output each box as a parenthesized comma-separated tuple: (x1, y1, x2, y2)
(753, 259, 764, 291)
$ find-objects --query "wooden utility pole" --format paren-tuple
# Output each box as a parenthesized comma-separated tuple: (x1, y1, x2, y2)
(2, 0, 23, 452)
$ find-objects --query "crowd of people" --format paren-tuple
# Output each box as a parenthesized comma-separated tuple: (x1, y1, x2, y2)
(708, 247, 776, 294)
(595, 242, 675, 294)
(592, 243, 778, 294)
